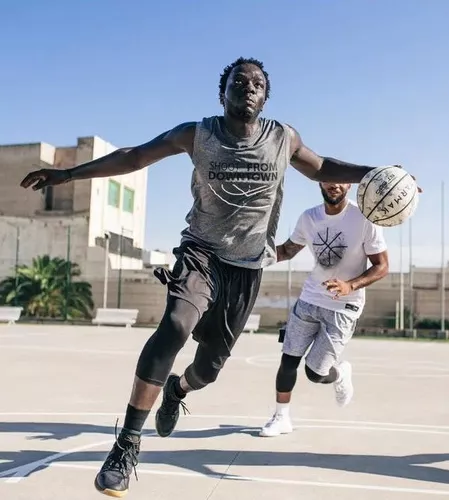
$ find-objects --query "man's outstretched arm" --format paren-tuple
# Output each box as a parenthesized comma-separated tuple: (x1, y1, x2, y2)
(287, 124, 375, 183)
(276, 239, 305, 262)
(21, 121, 196, 190)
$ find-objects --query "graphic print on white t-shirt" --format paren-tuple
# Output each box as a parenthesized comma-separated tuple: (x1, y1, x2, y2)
(290, 199, 387, 318)
(312, 227, 348, 268)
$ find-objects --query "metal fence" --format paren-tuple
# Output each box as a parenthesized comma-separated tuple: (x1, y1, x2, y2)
(0, 213, 447, 330)
(0, 217, 149, 321)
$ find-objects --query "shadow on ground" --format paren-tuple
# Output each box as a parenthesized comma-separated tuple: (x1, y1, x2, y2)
(1, 421, 448, 486)
(0, 421, 260, 441)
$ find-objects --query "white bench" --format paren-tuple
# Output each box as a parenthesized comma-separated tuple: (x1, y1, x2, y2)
(243, 314, 261, 333)
(92, 308, 139, 328)
(0, 306, 23, 325)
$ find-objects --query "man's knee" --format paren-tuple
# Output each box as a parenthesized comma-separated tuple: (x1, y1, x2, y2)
(305, 364, 328, 383)
(135, 298, 200, 384)
(158, 298, 200, 351)
(184, 364, 220, 390)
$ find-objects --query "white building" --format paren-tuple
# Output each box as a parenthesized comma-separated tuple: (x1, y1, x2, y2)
(0, 136, 147, 279)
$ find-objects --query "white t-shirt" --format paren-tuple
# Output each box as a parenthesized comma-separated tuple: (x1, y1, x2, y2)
(290, 199, 387, 318)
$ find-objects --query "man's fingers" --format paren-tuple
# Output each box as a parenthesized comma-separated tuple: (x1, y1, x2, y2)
(20, 173, 37, 188)
(393, 168, 422, 193)
(32, 178, 49, 190)
(410, 175, 423, 193)
(21, 172, 47, 188)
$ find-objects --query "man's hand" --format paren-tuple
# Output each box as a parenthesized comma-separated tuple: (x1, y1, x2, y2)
(21, 168, 71, 191)
(322, 278, 353, 299)
(387, 165, 423, 193)
(411, 175, 423, 193)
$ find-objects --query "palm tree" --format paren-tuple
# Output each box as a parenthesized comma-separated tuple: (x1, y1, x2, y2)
(0, 255, 94, 319)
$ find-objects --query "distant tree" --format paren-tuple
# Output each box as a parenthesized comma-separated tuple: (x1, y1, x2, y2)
(0, 255, 94, 319)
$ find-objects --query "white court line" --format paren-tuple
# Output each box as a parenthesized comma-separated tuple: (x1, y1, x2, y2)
(0, 345, 246, 361)
(1, 419, 448, 491)
(165, 424, 449, 436)
(0, 333, 48, 338)
(355, 372, 449, 378)
(244, 355, 449, 377)
(168, 424, 449, 437)
(0, 431, 156, 484)
(1, 412, 449, 431)
(0, 345, 160, 356)
(245, 354, 449, 367)
(292, 425, 449, 436)
(49, 463, 449, 496)
(2, 345, 448, 377)
(0, 438, 113, 483)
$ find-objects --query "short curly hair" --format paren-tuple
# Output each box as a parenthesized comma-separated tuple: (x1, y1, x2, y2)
(219, 57, 271, 106)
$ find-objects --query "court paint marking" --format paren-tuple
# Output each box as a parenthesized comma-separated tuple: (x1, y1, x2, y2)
(1, 415, 448, 490)
(0, 438, 115, 483)
(1, 412, 449, 431)
(0, 431, 156, 483)
(49, 463, 449, 496)
(0, 333, 48, 338)
(2, 344, 448, 376)
(244, 354, 449, 377)
(0, 344, 246, 362)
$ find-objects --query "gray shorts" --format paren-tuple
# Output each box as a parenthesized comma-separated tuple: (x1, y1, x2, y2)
(282, 298, 357, 376)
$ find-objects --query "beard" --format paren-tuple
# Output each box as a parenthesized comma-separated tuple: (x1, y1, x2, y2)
(225, 99, 261, 123)
(320, 187, 346, 205)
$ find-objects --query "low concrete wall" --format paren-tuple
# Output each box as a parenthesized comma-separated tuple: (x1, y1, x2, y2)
(88, 270, 449, 328)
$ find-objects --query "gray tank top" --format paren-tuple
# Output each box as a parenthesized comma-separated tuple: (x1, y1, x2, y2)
(181, 115, 291, 269)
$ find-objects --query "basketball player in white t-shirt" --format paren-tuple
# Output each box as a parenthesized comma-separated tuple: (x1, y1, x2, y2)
(260, 181, 389, 437)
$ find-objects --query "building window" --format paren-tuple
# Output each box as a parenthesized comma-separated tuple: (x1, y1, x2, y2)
(108, 180, 120, 208)
(123, 187, 135, 213)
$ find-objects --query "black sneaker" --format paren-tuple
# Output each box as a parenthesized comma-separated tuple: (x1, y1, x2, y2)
(155, 374, 190, 437)
(94, 425, 140, 498)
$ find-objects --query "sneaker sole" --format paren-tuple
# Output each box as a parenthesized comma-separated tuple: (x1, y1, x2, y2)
(94, 478, 128, 498)
(259, 428, 293, 437)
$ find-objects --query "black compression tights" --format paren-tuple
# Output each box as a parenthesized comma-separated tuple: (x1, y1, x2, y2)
(276, 354, 302, 392)
(135, 297, 224, 389)
(276, 353, 339, 392)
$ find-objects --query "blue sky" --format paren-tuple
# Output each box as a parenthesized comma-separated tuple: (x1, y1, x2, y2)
(1, 0, 448, 272)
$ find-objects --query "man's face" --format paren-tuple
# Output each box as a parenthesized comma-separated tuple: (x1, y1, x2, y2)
(222, 63, 266, 123)
(320, 182, 351, 205)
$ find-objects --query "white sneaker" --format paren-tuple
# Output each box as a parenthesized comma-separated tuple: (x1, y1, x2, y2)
(334, 361, 354, 407)
(259, 413, 293, 437)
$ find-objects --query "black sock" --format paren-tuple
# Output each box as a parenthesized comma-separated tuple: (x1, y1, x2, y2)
(173, 377, 187, 399)
(121, 404, 150, 436)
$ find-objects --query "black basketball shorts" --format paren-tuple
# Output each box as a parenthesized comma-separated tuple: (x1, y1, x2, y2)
(154, 242, 263, 359)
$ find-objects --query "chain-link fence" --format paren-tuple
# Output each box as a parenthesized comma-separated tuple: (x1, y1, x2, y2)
(0, 216, 166, 323)
(0, 216, 447, 331)
(256, 267, 448, 332)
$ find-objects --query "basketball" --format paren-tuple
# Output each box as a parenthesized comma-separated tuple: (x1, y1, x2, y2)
(357, 165, 419, 227)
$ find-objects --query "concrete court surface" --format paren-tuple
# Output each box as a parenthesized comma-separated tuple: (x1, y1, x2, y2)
(0, 324, 448, 500)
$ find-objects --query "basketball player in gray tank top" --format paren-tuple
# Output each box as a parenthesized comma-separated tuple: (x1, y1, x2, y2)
(19, 57, 418, 497)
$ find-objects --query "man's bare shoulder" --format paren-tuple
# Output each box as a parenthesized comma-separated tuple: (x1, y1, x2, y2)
(161, 121, 197, 155)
